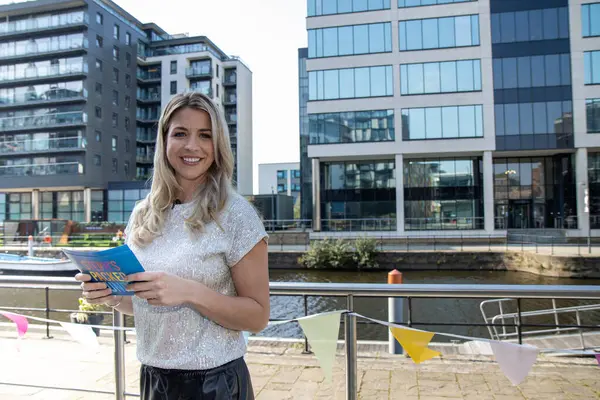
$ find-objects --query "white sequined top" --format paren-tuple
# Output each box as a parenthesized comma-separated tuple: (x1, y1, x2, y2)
(124, 192, 268, 370)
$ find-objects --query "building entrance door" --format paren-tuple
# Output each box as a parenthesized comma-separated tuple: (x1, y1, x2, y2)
(509, 201, 531, 229)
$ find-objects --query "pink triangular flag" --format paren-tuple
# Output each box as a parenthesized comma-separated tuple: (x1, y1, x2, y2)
(490, 341, 539, 386)
(0, 311, 28, 338)
(595, 354, 599, 366)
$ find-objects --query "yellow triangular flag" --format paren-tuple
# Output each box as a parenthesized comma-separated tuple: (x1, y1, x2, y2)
(298, 311, 343, 383)
(390, 327, 441, 364)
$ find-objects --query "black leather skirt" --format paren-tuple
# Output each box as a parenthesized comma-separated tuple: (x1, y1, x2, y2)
(140, 358, 254, 400)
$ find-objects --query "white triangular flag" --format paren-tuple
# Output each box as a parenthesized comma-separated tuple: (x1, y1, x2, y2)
(60, 322, 99, 348)
(490, 341, 539, 386)
(243, 331, 250, 345)
(297, 311, 343, 384)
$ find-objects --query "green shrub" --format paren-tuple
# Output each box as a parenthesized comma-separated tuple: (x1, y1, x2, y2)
(299, 237, 379, 270)
(352, 237, 380, 269)
(298, 238, 352, 269)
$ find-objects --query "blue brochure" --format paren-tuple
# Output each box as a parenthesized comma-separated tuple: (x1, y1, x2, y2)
(63, 245, 145, 295)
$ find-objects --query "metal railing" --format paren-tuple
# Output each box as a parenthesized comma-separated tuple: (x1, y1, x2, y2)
(0, 38, 89, 59)
(0, 11, 88, 35)
(0, 276, 599, 400)
(0, 161, 82, 177)
(0, 136, 85, 155)
(0, 111, 87, 131)
(322, 218, 397, 232)
(481, 298, 600, 347)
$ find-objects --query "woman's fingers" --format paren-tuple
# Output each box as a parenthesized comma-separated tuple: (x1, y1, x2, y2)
(83, 287, 112, 300)
(74, 273, 91, 282)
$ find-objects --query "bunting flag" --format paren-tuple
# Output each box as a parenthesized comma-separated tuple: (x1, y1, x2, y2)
(595, 354, 600, 366)
(59, 322, 99, 348)
(297, 311, 343, 383)
(0, 311, 28, 338)
(490, 341, 539, 386)
(389, 327, 441, 364)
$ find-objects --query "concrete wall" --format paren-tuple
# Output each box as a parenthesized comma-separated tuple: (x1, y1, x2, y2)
(258, 162, 300, 195)
(233, 61, 254, 195)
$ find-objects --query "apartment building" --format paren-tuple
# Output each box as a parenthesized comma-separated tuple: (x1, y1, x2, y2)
(0, 0, 252, 225)
(303, 0, 600, 237)
(258, 162, 301, 199)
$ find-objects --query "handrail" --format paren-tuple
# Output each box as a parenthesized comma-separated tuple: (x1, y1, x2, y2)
(1, 276, 600, 400)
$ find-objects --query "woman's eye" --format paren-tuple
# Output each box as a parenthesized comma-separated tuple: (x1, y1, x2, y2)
(200, 133, 212, 139)
(173, 131, 185, 137)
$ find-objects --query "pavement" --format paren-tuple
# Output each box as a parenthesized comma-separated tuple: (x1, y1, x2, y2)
(0, 327, 598, 399)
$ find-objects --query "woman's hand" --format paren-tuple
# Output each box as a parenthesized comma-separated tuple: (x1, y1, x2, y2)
(126, 272, 194, 307)
(75, 273, 117, 305)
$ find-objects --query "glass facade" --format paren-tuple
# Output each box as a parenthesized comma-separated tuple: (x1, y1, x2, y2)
(398, 0, 476, 7)
(107, 187, 149, 223)
(320, 160, 395, 229)
(309, 22, 392, 58)
(309, 110, 394, 144)
(494, 101, 573, 150)
(399, 15, 479, 51)
(585, 51, 600, 85)
(587, 99, 600, 134)
(309, 66, 393, 100)
(0, 155, 83, 177)
(402, 105, 483, 140)
(492, 54, 571, 89)
(308, 0, 391, 17)
(581, 3, 600, 37)
(491, 7, 569, 44)
(493, 156, 576, 229)
(6, 193, 31, 220)
(491, 0, 573, 152)
(0, 130, 84, 155)
(0, 10, 86, 34)
(0, 193, 5, 222)
(400, 59, 481, 95)
(298, 48, 312, 222)
(404, 157, 483, 230)
(588, 153, 600, 228)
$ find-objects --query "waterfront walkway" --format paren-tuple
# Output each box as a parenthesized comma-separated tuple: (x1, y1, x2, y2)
(1, 328, 598, 399)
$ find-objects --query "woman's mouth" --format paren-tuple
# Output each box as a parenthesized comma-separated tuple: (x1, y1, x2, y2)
(181, 157, 201, 165)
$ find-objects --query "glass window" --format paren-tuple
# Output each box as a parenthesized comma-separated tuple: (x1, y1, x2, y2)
(517, 57, 531, 88)
(355, 67, 370, 97)
(404, 105, 483, 140)
(545, 54, 560, 86)
(454, 16, 471, 47)
(324, 69, 339, 99)
(338, 0, 352, 13)
(354, 25, 369, 54)
(339, 69, 354, 98)
(323, 27, 338, 57)
(338, 26, 353, 55)
(529, 10, 543, 41)
(587, 99, 600, 133)
(502, 58, 517, 89)
(422, 18, 439, 49)
(440, 61, 458, 92)
(407, 63, 424, 94)
(400, 15, 479, 51)
(531, 56, 545, 87)
(423, 63, 440, 93)
(582, 4, 600, 37)
(369, 23, 385, 53)
(495, 104, 505, 136)
(308, 0, 390, 17)
(533, 102, 547, 134)
(405, 20, 423, 50)
(519, 103, 534, 134)
(515, 11, 529, 42)
(500, 12, 516, 43)
(398, 0, 475, 7)
(370, 66, 387, 96)
(408, 108, 425, 139)
(585, 51, 600, 85)
(310, 109, 394, 144)
(542, 8, 559, 40)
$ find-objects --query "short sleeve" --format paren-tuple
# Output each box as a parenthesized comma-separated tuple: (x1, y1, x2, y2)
(225, 195, 269, 267)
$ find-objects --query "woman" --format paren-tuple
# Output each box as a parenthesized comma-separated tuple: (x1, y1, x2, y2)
(76, 92, 269, 399)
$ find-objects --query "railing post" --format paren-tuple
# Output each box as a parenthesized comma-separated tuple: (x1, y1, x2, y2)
(345, 295, 357, 400)
(113, 309, 125, 400)
(44, 287, 52, 339)
(388, 270, 404, 355)
(575, 309, 585, 349)
(516, 298, 523, 345)
(302, 295, 311, 354)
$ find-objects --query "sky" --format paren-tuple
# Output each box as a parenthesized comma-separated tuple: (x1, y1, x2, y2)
(1, 0, 307, 194)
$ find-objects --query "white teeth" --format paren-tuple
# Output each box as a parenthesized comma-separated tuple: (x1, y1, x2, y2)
(183, 157, 200, 163)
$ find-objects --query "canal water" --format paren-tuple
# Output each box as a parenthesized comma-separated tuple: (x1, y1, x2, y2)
(1, 269, 599, 342)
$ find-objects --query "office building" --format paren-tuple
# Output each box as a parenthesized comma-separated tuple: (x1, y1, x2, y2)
(258, 162, 301, 199)
(0, 0, 252, 225)
(303, 0, 600, 237)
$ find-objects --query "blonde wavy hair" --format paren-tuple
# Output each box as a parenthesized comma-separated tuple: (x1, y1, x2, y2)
(128, 92, 234, 247)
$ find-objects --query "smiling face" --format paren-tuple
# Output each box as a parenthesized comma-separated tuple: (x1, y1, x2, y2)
(165, 107, 215, 198)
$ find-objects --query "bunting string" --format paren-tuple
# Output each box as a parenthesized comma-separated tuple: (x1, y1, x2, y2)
(1, 309, 598, 387)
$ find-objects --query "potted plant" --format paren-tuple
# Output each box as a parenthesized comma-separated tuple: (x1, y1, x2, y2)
(70, 297, 106, 336)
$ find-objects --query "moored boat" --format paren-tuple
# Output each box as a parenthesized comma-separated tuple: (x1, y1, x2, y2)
(0, 253, 77, 273)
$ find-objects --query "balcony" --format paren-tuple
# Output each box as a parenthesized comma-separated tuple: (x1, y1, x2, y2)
(226, 114, 237, 125)
(185, 67, 212, 79)
(0, 38, 89, 64)
(223, 95, 237, 106)
(0, 12, 88, 40)
(0, 63, 88, 87)
(0, 89, 87, 110)
(136, 70, 161, 83)
(0, 137, 85, 155)
(0, 161, 83, 177)
(189, 86, 213, 98)
(0, 111, 87, 132)
(136, 155, 154, 164)
(223, 76, 237, 86)
(136, 133, 155, 143)
(136, 92, 160, 104)
(135, 113, 159, 124)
